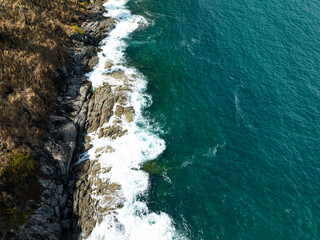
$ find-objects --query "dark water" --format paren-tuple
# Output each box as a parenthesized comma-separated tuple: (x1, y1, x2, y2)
(126, 0, 320, 239)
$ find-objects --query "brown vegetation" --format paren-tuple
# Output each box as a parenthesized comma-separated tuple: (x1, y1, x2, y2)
(0, 0, 88, 235)
(0, 0, 85, 162)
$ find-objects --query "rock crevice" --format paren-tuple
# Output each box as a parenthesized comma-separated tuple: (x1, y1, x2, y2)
(19, 2, 115, 239)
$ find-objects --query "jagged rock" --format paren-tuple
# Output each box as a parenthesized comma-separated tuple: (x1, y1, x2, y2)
(82, 219, 96, 237)
(83, 142, 93, 152)
(59, 193, 68, 209)
(115, 105, 124, 117)
(47, 197, 58, 207)
(18, 4, 124, 240)
(88, 56, 99, 69)
(55, 206, 60, 219)
(124, 106, 135, 115)
(98, 129, 104, 138)
(105, 61, 113, 69)
(108, 183, 121, 192)
(76, 180, 83, 188)
(116, 92, 127, 105)
(86, 84, 115, 132)
(98, 125, 128, 139)
(95, 147, 104, 153)
(108, 70, 130, 81)
(113, 119, 122, 124)
(92, 163, 101, 172)
(70, 32, 96, 46)
(63, 208, 70, 219)
(124, 113, 133, 122)
(61, 219, 71, 229)
(56, 184, 63, 195)
(68, 180, 75, 189)
(114, 85, 132, 92)
(83, 17, 115, 43)
(84, 135, 91, 143)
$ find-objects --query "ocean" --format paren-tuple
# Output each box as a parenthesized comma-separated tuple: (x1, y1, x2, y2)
(85, 0, 320, 239)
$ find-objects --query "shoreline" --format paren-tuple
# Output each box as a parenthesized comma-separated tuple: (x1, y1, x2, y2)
(13, 0, 179, 239)
(69, 0, 178, 239)
(16, 1, 116, 239)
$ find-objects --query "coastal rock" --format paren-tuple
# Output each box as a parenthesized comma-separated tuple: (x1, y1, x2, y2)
(113, 119, 122, 124)
(82, 142, 93, 152)
(115, 92, 127, 105)
(88, 56, 99, 70)
(105, 61, 113, 69)
(82, 219, 96, 237)
(86, 83, 115, 132)
(61, 219, 71, 229)
(108, 70, 130, 82)
(115, 85, 132, 92)
(98, 126, 128, 139)
(115, 105, 124, 117)
(82, 17, 115, 43)
(124, 113, 133, 122)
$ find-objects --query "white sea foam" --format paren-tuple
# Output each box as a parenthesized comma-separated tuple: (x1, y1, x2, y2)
(80, 0, 185, 239)
(202, 143, 226, 158)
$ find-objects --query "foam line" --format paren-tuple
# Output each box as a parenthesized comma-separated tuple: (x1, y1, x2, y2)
(81, 0, 186, 239)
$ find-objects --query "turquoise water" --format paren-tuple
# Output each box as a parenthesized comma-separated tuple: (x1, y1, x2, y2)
(126, 0, 320, 239)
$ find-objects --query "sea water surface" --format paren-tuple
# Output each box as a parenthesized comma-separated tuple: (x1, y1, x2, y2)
(123, 0, 320, 239)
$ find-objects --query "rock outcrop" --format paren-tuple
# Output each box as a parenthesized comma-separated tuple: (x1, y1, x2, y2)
(19, 0, 138, 238)
(18, 2, 115, 239)
(86, 83, 116, 133)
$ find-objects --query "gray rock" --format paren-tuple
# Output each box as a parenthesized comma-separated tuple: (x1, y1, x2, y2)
(86, 84, 115, 132)
(59, 193, 68, 209)
(47, 196, 58, 207)
(68, 180, 75, 189)
(56, 184, 63, 195)
(61, 219, 72, 229)
(55, 206, 61, 219)
(63, 208, 70, 219)
(62, 122, 77, 143)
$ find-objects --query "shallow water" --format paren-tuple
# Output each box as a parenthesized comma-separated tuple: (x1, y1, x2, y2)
(125, 0, 320, 239)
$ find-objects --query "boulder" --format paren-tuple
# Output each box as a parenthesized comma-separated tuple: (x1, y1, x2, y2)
(104, 61, 113, 69)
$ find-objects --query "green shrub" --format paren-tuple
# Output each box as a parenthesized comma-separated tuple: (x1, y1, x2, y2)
(72, 25, 85, 35)
(2, 152, 35, 181)
(3, 207, 28, 226)
(79, 1, 89, 9)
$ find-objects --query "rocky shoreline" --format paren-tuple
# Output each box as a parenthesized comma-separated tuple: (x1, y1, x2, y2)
(17, 1, 120, 239)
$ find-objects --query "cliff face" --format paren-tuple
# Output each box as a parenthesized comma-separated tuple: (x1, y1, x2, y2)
(0, 0, 115, 239)
(19, 4, 115, 239)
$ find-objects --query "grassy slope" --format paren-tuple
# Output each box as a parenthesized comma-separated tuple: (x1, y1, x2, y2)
(0, 0, 87, 235)
(0, 0, 84, 159)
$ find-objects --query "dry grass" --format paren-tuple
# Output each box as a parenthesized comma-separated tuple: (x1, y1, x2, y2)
(0, 0, 89, 234)
(0, 0, 86, 159)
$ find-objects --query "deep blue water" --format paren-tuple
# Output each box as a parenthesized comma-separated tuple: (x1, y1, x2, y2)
(126, 0, 320, 239)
